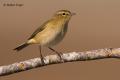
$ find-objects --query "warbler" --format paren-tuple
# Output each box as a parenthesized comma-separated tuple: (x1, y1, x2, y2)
(14, 10, 75, 64)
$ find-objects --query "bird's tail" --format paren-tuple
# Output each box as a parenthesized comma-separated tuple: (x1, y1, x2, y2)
(13, 43, 29, 51)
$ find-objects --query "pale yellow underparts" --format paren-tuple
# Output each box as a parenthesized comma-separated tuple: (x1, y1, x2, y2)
(27, 18, 67, 47)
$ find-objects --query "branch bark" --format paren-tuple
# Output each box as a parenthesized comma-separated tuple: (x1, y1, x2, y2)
(0, 48, 120, 76)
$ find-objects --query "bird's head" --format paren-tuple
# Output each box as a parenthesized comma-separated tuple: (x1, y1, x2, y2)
(53, 10, 76, 21)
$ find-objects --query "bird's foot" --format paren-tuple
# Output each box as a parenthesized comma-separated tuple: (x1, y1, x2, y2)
(40, 57, 45, 66)
(57, 53, 64, 63)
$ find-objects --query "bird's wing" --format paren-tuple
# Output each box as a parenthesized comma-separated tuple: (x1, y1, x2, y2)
(28, 20, 49, 40)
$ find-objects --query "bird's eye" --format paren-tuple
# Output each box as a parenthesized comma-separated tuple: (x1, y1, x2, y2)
(62, 13, 66, 15)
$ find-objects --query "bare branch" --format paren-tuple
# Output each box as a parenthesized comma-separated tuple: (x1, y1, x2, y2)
(0, 48, 120, 76)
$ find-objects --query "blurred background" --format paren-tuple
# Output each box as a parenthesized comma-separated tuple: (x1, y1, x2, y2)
(0, 0, 120, 80)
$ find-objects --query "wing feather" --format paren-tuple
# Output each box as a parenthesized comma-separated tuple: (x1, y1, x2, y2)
(28, 20, 49, 40)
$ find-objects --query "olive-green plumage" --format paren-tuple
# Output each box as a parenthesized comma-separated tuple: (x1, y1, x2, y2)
(14, 10, 75, 51)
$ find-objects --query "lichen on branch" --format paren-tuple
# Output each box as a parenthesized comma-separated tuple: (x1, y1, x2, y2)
(0, 48, 120, 76)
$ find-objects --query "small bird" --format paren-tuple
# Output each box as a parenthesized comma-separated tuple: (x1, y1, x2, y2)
(14, 10, 75, 64)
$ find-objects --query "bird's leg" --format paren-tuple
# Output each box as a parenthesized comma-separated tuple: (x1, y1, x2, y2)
(48, 47, 64, 62)
(39, 46, 45, 65)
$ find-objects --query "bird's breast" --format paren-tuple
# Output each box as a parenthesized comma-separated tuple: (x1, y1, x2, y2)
(33, 23, 67, 46)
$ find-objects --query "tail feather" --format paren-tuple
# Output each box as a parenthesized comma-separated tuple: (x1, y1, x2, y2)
(13, 43, 29, 51)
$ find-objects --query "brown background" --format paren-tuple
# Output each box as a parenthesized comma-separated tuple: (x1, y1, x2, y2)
(0, 0, 120, 80)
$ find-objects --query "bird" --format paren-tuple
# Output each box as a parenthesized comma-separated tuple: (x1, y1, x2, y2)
(14, 10, 75, 64)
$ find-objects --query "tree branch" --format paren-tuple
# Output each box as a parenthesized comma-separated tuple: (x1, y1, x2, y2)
(0, 48, 120, 76)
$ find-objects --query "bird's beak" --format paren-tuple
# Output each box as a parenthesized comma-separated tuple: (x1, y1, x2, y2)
(71, 12, 76, 16)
